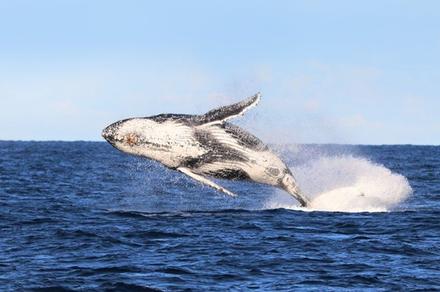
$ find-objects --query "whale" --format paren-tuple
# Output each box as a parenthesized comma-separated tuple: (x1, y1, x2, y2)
(102, 93, 310, 207)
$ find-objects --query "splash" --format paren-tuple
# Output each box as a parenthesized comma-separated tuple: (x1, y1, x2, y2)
(265, 156, 412, 212)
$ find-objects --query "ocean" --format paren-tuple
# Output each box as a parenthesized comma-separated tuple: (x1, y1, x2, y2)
(1, 141, 439, 291)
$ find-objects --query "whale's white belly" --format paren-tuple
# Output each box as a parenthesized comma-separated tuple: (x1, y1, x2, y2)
(120, 120, 207, 168)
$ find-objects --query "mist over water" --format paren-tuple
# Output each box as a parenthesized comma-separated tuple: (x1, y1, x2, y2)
(265, 155, 412, 212)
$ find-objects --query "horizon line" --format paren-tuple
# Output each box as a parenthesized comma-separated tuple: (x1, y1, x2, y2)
(0, 139, 438, 147)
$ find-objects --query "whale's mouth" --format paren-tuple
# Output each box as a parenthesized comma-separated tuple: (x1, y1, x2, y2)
(102, 129, 170, 151)
(102, 119, 131, 142)
(102, 126, 115, 140)
(102, 128, 121, 147)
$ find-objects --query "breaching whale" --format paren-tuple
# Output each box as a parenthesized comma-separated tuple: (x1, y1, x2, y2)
(102, 93, 310, 207)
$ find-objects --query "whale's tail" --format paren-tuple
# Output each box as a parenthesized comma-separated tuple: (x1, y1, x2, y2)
(280, 173, 310, 207)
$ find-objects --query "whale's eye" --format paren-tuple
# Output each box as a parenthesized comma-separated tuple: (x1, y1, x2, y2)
(124, 133, 139, 146)
(266, 167, 280, 177)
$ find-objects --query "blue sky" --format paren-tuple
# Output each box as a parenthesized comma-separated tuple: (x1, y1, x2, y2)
(0, 0, 439, 144)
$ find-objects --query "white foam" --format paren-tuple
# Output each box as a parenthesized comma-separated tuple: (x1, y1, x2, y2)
(264, 156, 412, 213)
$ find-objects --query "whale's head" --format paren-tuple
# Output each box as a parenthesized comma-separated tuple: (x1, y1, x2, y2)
(102, 118, 132, 150)
(102, 118, 166, 157)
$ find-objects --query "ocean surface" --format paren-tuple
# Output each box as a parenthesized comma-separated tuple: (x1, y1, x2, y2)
(1, 141, 439, 291)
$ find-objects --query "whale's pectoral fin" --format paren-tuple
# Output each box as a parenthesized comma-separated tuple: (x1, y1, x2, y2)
(177, 167, 237, 197)
(196, 92, 261, 125)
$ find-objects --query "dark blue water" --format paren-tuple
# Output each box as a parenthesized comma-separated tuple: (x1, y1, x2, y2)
(1, 142, 439, 291)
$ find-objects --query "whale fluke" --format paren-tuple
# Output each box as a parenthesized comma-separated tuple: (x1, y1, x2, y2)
(280, 173, 310, 207)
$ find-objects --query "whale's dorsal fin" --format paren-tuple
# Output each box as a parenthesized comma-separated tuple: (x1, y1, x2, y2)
(196, 93, 261, 125)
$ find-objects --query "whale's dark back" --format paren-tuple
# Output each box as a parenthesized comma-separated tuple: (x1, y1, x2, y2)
(180, 122, 269, 171)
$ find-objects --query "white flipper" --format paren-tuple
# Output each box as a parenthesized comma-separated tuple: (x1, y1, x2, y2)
(177, 167, 237, 197)
(196, 92, 261, 126)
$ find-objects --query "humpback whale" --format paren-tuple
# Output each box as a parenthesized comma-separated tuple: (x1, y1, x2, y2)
(102, 93, 310, 207)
